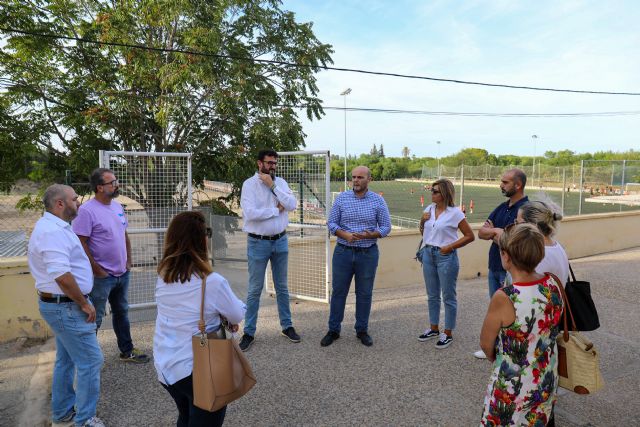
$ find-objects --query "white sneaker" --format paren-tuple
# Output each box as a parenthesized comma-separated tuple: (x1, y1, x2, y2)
(473, 349, 487, 359)
(81, 416, 106, 427)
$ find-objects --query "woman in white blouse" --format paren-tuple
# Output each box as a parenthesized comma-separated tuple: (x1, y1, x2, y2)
(516, 200, 570, 283)
(153, 211, 246, 427)
(418, 179, 475, 349)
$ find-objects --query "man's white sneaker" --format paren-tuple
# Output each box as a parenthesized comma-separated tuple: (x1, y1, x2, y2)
(473, 349, 487, 359)
(81, 416, 106, 427)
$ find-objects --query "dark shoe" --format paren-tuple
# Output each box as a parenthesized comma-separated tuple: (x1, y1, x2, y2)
(435, 333, 453, 349)
(239, 334, 254, 352)
(281, 327, 301, 343)
(418, 329, 439, 342)
(52, 407, 76, 427)
(119, 348, 150, 364)
(356, 331, 373, 347)
(320, 331, 340, 347)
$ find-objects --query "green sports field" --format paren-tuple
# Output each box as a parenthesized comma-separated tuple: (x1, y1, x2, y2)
(330, 180, 639, 224)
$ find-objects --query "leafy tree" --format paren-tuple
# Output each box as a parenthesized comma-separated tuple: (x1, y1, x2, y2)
(0, 0, 333, 205)
(401, 146, 410, 158)
(370, 143, 378, 157)
(378, 144, 385, 158)
(0, 97, 43, 191)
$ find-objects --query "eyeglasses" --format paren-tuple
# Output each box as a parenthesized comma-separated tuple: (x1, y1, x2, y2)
(262, 161, 277, 166)
(101, 179, 119, 187)
(205, 227, 212, 238)
(430, 189, 441, 194)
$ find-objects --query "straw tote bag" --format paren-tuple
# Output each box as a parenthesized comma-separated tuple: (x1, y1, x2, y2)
(192, 277, 256, 411)
(550, 273, 604, 395)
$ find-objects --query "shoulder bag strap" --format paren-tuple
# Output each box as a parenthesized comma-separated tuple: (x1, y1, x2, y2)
(546, 272, 577, 341)
(198, 276, 207, 335)
(198, 274, 226, 340)
(568, 263, 577, 282)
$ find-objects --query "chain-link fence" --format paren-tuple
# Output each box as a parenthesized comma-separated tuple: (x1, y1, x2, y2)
(578, 160, 640, 215)
(421, 164, 582, 188)
(334, 160, 640, 226)
(0, 180, 92, 258)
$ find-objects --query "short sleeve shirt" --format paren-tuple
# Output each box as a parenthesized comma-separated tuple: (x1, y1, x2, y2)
(72, 198, 128, 276)
(486, 196, 529, 271)
(421, 204, 465, 248)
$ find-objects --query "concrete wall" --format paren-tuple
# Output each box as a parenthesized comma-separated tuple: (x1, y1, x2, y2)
(0, 257, 51, 342)
(1, 210, 639, 342)
(375, 210, 640, 289)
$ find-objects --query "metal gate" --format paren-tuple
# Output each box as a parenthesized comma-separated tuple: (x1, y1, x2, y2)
(99, 150, 192, 309)
(265, 151, 331, 303)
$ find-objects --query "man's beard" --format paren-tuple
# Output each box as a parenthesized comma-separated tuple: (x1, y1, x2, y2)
(64, 205, 78, 221)
(502, 188, 515, 197)
(261, 167, 275, 179)
(108, 188, 120, 198)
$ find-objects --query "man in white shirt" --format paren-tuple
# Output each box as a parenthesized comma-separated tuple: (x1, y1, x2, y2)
(238, 149, 300, 351)
(28, 184, 104, 427)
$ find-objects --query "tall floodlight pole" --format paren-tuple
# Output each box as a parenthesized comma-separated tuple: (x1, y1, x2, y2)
(437, 141, 441, 178)
(341, 88, 352, 191)
(531, 135, 538, 186)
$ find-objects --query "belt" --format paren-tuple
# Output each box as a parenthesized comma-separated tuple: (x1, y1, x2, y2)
(337, 242, 377, 252)
(38, 292, 88, 303)
(248, 230, 287, 241)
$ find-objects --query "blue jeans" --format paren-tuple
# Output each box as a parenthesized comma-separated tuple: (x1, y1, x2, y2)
(488, 269, 507, 298)
(244, 235, 292, 336)
(38, 300, 104, 426)
(90, 270, 133, 354)
(421, 245, 460, 331)
(328, 244, 379, 333)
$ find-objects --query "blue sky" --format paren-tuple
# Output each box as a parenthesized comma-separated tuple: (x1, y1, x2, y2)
(281, 0, 640, 158)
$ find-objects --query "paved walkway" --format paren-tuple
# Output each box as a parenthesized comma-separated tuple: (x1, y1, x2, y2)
(7, 248, 640, 426)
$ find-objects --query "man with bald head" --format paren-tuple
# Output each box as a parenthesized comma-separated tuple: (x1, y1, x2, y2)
(321, 166, 391, 347)
(28, 184, 104, 427)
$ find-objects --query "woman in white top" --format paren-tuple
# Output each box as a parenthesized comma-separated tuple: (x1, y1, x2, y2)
(153, 211, 246, 427)
(516, 200, 570, 284)
(418, 179, 475, 349)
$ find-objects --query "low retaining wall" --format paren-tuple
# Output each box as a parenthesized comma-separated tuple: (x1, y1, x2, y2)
(374, 210, 640, 289)
(0, 257, 51, 342)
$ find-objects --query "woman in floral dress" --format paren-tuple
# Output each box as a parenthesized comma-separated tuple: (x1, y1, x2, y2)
(480, 223, 563, 426)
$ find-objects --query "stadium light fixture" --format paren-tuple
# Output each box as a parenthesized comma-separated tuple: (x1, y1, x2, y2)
(341, 88, 352, 191)
(532, 135, 538, 186)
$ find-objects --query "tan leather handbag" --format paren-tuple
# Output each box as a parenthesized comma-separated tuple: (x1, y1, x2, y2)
(192, 277, 256, 412)
(551, 273, 604, 395)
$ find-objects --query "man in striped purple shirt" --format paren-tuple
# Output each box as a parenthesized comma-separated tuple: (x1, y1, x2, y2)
(321, 166, 391, 347)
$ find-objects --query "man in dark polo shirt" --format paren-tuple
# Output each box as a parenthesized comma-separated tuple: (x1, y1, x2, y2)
(474, 168, 528, 359)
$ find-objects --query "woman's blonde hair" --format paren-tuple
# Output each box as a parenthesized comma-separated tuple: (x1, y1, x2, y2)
(157, 211, 213, 283)
(432, 178, 455, 207)
(519, 200, 563, 237)
(499, 223, 545, 273)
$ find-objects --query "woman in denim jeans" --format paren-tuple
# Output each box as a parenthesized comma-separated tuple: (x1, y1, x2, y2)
(418, 179, 475, 348)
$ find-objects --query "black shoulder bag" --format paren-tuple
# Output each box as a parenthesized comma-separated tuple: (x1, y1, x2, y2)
(564, 264, 600, 331)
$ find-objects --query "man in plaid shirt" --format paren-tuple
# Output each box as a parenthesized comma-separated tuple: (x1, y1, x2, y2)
(321, 166, 391, 347)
